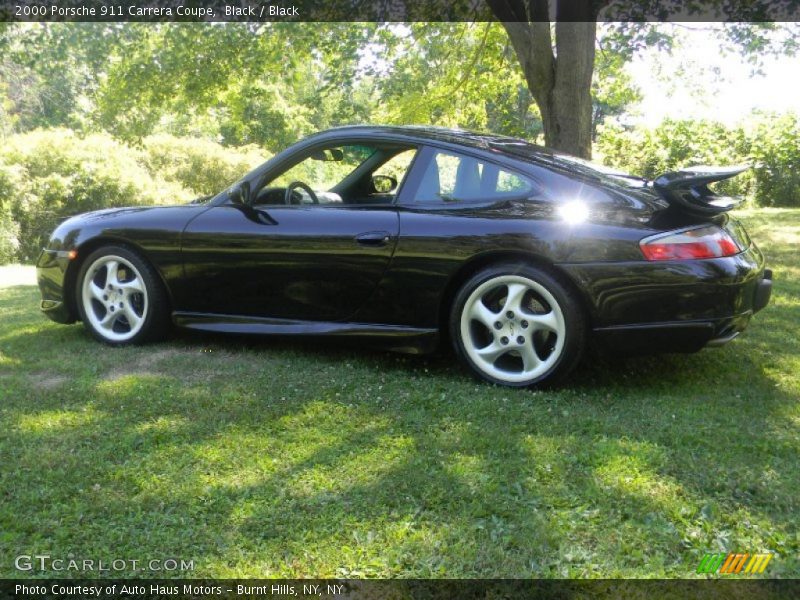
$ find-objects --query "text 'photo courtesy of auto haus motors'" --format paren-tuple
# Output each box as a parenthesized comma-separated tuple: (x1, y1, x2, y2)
(17, 583, 336, 598)
(37, 126, 772, 388)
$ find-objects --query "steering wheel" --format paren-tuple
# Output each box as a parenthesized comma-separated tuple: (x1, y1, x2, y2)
(284, 181, 319, 205)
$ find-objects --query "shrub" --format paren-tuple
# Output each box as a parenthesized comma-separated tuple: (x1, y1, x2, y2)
(742, 113, 800, 207)
(0, 129, 269, 263)
(0, 209, 18, 264)
(595, 119, 752, 199)
(0, 162, 21, 263)
(141, 134, 266, 197)
(0, 129, 191, 262)
(596, 114, 800, 207)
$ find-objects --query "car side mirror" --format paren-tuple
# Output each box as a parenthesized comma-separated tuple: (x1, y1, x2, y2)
(228, 182, 250, 205)
(372, 175, 397, 194)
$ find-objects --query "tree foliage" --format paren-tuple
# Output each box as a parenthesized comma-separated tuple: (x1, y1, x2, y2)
(1, 21, 795, 154)
(94, 23, 376, 150)
(596, 113, 800, 207)
(368, 23, 543, 140)
(0, 21, 799, 264)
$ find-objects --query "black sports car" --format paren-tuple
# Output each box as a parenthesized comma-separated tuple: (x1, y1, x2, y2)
(37, 126, 772, 387)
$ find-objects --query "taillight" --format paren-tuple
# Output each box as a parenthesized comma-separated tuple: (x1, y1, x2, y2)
(640, 225, 742, 261)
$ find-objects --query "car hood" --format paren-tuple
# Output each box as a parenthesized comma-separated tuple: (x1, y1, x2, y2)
(62, 205, 173, 223)
(49, 204, 210, 251)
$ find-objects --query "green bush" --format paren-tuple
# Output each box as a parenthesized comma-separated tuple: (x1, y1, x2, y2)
(596, 114, 800, 207)
(595, 119, 752, 199)
(141, 134, 266, 197)
(0, 129, 191, 262)
(0, 129, 267, 264)
(0, 209, 18, 264)
(742, 113, 800, 207)
(0, 162, 21, 263)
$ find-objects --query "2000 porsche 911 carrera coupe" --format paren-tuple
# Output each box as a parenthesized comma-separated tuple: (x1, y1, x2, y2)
(37, 126, 772, 387)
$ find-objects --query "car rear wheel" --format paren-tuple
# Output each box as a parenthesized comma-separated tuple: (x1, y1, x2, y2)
(76, 246, 169, 345)
(450, 264, 585, 387)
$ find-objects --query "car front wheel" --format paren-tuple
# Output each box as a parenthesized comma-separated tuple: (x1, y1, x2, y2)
(76, 245, 169, 345)
(450, 264, 585, 387)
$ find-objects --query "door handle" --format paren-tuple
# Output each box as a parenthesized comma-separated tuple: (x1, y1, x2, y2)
(355, 231, 392, 247)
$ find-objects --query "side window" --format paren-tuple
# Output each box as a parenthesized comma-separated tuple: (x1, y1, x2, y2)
(410, 150, 537, 204)
(371, 149, 417, 198)
(254, 145, 374, 206)
(254, 144, 418, 206)
(271, 145, 373, 197)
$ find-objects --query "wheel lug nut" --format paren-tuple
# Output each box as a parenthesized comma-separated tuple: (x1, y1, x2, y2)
(500, 336, 509, 345)
(521, 320, 529, 328)
(506, 311, 514, 319)
(494, 322, 502, 330)
(103, 295, 108, 300)
(517, 336, 525, 344)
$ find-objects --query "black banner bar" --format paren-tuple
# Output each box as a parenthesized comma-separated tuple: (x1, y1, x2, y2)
(3, 579, 800, 600)
(2, 0, 800, 22)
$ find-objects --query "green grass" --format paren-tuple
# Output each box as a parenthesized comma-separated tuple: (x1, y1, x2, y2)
(1, 208, 798, 579)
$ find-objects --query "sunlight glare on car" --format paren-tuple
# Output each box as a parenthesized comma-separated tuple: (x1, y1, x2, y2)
(557, 199, 590, 225)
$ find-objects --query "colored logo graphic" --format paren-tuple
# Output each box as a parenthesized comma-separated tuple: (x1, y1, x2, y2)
(697, 552, 773, 575)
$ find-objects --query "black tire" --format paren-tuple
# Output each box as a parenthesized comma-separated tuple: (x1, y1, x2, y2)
(75, 245, 170, 345)
(449, 263, 586, 387)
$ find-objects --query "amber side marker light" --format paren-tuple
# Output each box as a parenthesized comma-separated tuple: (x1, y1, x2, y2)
(640, 225, 742, 261)
(67, 249, 78, 260)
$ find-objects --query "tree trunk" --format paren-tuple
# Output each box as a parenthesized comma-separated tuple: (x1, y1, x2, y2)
(549, 21, 596, 158)
(489, 0, 598, 159)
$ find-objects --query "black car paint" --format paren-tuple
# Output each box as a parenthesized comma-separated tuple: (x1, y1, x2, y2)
(179, 204, 399, 321)
(37, 125, 771, 354)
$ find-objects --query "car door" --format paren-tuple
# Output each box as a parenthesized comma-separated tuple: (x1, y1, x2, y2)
(179, 203, 399, 322)
(177, 142, 417, 322)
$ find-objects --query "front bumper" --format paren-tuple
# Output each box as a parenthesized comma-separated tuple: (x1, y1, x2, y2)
(37, 249, 77, 323)
(561, 244, 772, 354)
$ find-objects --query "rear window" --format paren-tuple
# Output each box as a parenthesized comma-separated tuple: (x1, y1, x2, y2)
(489, 140, 647, 188)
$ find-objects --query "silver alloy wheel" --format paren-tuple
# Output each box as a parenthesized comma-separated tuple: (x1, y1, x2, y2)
(459, 274, 566, 383)
(81, 254, 148, 342)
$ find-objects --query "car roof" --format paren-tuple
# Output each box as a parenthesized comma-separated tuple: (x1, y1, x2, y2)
(317, 125, 644, 185)
(315, 125, 556, 162)
(302, 126, 648, 190)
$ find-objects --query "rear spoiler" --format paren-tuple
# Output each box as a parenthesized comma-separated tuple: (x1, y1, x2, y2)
(653, 165, 748, 215)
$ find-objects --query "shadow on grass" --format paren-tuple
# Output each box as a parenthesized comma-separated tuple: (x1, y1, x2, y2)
(1, 279, 798, 577)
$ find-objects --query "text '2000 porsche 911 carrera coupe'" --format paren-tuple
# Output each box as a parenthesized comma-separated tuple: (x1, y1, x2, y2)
(37, 126, 772, 387)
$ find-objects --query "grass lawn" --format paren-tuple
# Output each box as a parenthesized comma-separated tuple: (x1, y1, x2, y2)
(0, 207, 798, 579)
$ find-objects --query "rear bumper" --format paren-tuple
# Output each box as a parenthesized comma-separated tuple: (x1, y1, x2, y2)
(753, 268, 772, 313)
(593, 311, 754, 354)
(563, 245, 772, 354)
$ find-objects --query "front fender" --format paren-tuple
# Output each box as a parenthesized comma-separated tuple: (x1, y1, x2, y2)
(38, 205, 209, 321)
